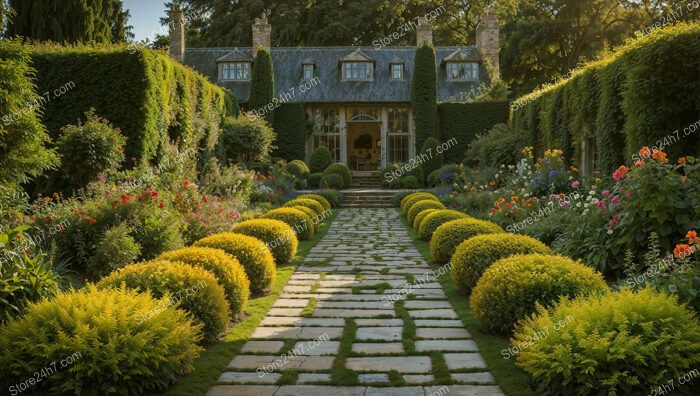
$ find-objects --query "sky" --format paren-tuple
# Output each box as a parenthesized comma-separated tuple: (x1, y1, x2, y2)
(122, 0, 169, 42)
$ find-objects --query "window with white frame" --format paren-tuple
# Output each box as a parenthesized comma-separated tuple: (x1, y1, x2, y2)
(447, 62, 479, 81)
(221, 62, 251, 81)
(303, 64, 314, 80)
(342, 62, 373, 81)
(391, 64, 403, 80)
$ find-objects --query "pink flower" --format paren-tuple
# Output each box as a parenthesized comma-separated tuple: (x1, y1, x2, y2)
(602, 190, 610, 197)
(571, 181, 580, 189)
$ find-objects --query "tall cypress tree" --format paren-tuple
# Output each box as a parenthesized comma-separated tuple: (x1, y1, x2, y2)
(248, 47, 275, 124)
(411, 44, 437, 152)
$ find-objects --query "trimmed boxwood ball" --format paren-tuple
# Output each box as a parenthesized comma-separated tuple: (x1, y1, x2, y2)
(451, 234, 551, 294)
(283, 198, 325, 216)
(232, 219, 298, 265)
(323, 163, 352, 188)
(310, 146, 332, 173)
(195, 233, 276, 294)
(513, 287, 700, 395)
(413, 208, 440, 231)
(286, 160, 310, 179)
(418, 209, 469, 241)
(298, 194, 331, 211)
(407, 200, 446, 228)
(470, 253, 608, 334)
(261, 208, 314, 240)
(320, 173, 344, 190)
(158, 247, 251, 318)
(308, 172, 323, 188)
(401, 192, 439, 214)
(291, 205, 320, 232)
(98, 260, 230, 344)
(0, 285, 202, 396)
(430, 218, 504, 263)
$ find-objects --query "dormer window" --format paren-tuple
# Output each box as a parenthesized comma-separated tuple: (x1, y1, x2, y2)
(221, 62, 251, 81)
(303, 64, 314, 80)
(447, 62, 479, 81)
(391, 64, 404, 80)
(343, 62, 373, 81)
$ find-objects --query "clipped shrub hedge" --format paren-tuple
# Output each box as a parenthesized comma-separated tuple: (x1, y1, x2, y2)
(430, 218, 504, 263)
(283, 198, 325, 216)
(408, 200, 446, 227)
(439, 102, 510, 164)
(194, 232, 276, 294)
(232, 219, 298, 265)
(418, 209, 469, 241)
(401, 192, 439, 214)
(413, 208, 440, 231)
(286, 160, 310, 180)
(272, 102, 307, 160)
(0, 285, 202, 396)
(298, 194, 331, 211)
(158, 247, 250, 319)
(324, 163, 352, 188)
(451, 234, 552, 294)
(262, 208, 313, 241)
(470, 254, 607, 334)
(514, 287, 700, 395)
(310, 146, 332, 173)
(98, 260, 229, 344)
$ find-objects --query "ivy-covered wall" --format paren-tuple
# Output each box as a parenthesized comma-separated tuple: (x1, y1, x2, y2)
(438, 101, 510, 163)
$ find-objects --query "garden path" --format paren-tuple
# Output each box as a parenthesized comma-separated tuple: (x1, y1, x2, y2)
(207, 208, 503, 396)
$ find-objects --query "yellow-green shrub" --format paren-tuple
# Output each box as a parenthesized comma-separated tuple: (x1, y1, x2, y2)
(194, 232, 276, 294)
(292, 205, 320, 232)
(261, 208, 314, 240)
(98, 260, 229, 344)
(470, 254, 607, 334)
(282, 198, 325, 216)
(513, 287, 700, 395)
(452, 234, 551, 294)
(298, 194, 331, 211)
(418, 209, 469, 240)
(401, 192, 439, 214)
(158, 247, 250, 319)
(407, 200, 446, 226)
(413, 208, 439, 231)
(232, 219, 298, 265)
(430, 218, 504, 263)
(0, 285, 202, 396)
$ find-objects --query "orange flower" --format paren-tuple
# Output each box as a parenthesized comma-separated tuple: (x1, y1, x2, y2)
(687, 230, 698, 245)
(634, 160, 645, 169)
(651, 149, 669, 163)
(639, 146, 651, 159)
(674, 243, 695, 259)
(678, 157, 687, 165)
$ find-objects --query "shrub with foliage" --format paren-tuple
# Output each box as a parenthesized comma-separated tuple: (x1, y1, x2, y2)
(471, 253, 607, 334)
(98, 260, 229, 344)
(0, 285, 203, 395)
(320, 173, 344, 190)
(283, 198, 325, 216)
(233, 219, 298, 265)
(418, 209, 469, 241)
(324, 163, 352, 188)
(220, 114, 276, 164)
(513, 287, 700, 395)
(451, 234, 552, 294)
(310, 146, 332, 173)
(262, 208, 313, 241)
(298, 194, 331, 211)
(158, 247, 250, 319)
(195, 232, 276, 294)
(286, 160, 310, 180)
(313, 189, 341, 208)
(401, 192, 439, 214)
(431, 218, 504, 263)
(408, 200, 446, 227)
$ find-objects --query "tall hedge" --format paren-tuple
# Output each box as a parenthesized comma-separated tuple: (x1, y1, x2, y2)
(30, 44, 229, 168)
(272, 102, 307, 161)
(249, 47, 275, 124)
(437, 101, 509, 163)
(411, 45, 437, 151)
(510, 23, 700, 169)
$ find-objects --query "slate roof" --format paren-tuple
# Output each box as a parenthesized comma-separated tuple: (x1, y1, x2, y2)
(183, 46, 488, 103)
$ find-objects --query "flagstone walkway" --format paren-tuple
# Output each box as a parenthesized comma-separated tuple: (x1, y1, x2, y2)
(207, 208, 503, 396)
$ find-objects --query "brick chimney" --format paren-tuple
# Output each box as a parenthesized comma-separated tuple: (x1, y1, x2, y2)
(168, 4, 185, 62)
(476, 10, 500, 77)
(252, 13, 271, 57)
(416, 17, 433, 47)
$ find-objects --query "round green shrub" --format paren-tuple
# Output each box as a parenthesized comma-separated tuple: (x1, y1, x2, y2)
(298, 194, 331, 211)
(194, 233, 276, 294)
(470, 253, 608, 334)
(413, 208, 440, 231)
(452, 234, 552, 294)
(310, 146, 332, 173)
(0, 285, 202, 395)
(98, 260, 229, 344)
(430, 218, 504, 263)
(407, 200, 445, 227)
(232, 219, 298, 265)
(314, 189, 341, 208)
(402, 176, 421, 189)
(323, 163, 352, 188)
(418, 209, 469, 241)
(320, 173, 343, 190)
(513, 287, 700, 395)
(158, 247, 251, 319)
(291, 205, 320, 232)
(261, 208, 314, 241)
(286, 160, 310, 179)
(308, 172, 324, 188)
(283, 198, 325, 216)
(401, 192, 439, 214)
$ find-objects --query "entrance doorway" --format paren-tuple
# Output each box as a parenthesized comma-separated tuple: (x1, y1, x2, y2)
(347, 123, 381, 171)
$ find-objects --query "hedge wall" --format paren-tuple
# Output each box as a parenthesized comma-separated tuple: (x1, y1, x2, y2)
(272, 102, 307, 161)
(510, 23, 700, 172)
(438, 101, 510, 163)
(30, 45, 231, 167)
